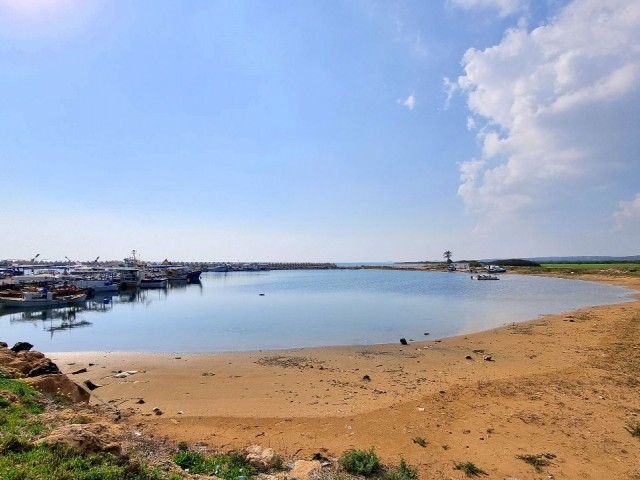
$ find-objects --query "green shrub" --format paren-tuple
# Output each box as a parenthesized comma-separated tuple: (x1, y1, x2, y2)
(453, 461, 486, 476)
(412, 437, 427, 447)
(384, 458, 418, 480)
(627, 422, 640, 437)
(339, 448, 380, 476)
(173, 450, 254, 480)
(0, 443, 164, 480)
(516, 453, 555, 472)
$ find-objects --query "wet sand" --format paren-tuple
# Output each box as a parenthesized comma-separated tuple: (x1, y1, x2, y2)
(48, 274, 640, 479)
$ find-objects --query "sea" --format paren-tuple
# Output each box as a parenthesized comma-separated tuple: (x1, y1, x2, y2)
(0, 269, 634, 353)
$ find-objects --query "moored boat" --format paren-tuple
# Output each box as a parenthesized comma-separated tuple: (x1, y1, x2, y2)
(0, 288, 87, 308)
(471, 274, 499, 280)
(139, 277, 168, 289)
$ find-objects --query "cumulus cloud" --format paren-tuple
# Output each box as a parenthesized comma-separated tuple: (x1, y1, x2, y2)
(401, 93, 416, 110)
(455, 0, 640, 218)
(448, 0, 528, 17)
(613, 193, 640, 228)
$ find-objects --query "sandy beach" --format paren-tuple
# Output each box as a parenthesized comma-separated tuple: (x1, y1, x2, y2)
(47, 274, 640, 479)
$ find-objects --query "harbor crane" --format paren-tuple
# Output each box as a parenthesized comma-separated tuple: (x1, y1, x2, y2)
(31, 253, 40, 263)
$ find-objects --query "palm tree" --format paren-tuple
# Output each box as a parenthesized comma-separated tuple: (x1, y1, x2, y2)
(443, 250, 453, 264)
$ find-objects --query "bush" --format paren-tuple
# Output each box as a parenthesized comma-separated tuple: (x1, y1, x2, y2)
(627, 422, 640, 437)
(384, 458, 418, 480)
(339, 448, 380, 476)
(173, 450, 254, 480)
(453, 461, 486, 476)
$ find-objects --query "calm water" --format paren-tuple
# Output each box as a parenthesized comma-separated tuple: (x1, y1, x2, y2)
(0, 270, 634, 353)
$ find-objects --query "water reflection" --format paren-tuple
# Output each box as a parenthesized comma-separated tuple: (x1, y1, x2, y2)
(0, 282, 203, 338)
(0, 271, 633, 352)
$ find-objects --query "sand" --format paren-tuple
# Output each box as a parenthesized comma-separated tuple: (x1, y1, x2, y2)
(47, 274, 640, 479)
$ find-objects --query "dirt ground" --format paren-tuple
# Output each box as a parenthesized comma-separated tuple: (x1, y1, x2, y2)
(49, 274, 640, 479)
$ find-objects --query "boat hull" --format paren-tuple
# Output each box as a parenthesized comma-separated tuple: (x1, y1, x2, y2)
(0, 293, 87, 308)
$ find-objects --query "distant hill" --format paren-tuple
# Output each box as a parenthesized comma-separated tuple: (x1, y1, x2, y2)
(482, 255, 640, 263)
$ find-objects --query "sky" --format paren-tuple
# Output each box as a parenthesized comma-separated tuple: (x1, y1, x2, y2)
(0, 0, 638, 262)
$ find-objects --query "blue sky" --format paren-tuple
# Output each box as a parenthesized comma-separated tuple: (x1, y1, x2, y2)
(1, 0, 638, 262)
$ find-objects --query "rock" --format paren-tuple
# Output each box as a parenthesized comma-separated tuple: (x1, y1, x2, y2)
(312, 453, 329, 462)
(423, 332, 430, 336)
(11, 342, 33, 353)
(83, 380, 102, 391)
(244, 444, 280, 472)
(26, 374, 90, 403)
(484, 355, 493, 361)
(36, 423, 121, 455)
(0, 341, 7, 348)
(400, 338, 408, 345)
(136, 398, 145, 404)
(465, 355, 473, 360)
(472, 349, 485, 354)
(71, 368, 87, 375)
(362, 374, 371, 381)
(288, 460, 321, 480)
(152, 407, 163, 415)
(27, 360, 61, 377)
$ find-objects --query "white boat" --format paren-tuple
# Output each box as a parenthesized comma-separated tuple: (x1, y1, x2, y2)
(487, 265, 507, 273)
(69, 278, 119, 292)
(0, 290, 87, 308)
(471, 274, 499, 280)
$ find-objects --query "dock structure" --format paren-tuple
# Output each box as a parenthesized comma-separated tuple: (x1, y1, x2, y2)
(199, 262, 338, 271)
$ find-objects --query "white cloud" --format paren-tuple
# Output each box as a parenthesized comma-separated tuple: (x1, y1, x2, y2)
(448, 0, 528, 17)
(613, 193, 640, 228)
(455, 0, 640, 218)
(401, 93, 416, 110)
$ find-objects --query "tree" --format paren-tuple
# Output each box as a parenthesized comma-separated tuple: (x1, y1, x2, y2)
(443, 251, 453, 264)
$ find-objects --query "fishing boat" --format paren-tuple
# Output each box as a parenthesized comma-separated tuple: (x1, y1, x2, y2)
(109, 268, 141, 288)
(69, 278, 119, 293)
(0, 288, 87, 308)
(139, 276, 168, 289)
(186, 269, 202, 282)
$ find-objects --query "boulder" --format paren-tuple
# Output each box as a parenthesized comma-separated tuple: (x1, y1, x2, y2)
(36, 423, 121, 455)
(0, 346, 56, 378)
(288, 460, 321, 480)
(11, 342, 33, 353)
(25, 374, 90, 403)
(244, 444, 281, 471)
(28, 360, 61, 377)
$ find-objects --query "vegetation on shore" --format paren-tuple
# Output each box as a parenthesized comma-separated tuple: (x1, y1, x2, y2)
(0, 375, 170, 479)
(1, 373, 423, 480)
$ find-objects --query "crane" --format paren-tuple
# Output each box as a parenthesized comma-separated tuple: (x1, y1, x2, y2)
(30, 253, 40, 263)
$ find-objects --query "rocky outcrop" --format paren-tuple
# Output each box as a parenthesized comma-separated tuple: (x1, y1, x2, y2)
(25, 374, 90, 403)
(244, 444, 281, 471)
(36, 423, 121, 455)
(1, 341, 88, 403)
(288, 460, 321, 480)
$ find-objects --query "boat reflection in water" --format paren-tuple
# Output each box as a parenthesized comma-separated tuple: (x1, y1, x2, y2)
(1, 282, 202, 338)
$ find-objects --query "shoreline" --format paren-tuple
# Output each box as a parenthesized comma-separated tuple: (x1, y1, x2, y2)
(46, 273, 640, 479)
